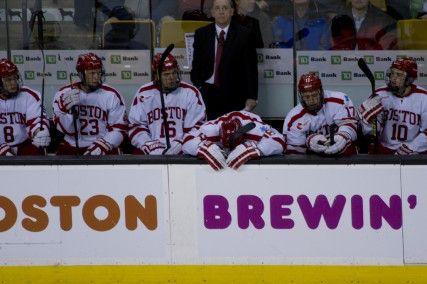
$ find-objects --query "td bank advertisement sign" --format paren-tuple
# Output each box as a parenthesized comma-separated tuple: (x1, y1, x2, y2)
(11, 50, 151, 85)
(297, 51, 427, 86)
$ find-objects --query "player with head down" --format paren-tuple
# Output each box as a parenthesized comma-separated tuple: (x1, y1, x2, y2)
(359, 57, 427, 155)
(128, 53, 206, 155)
(0, 58, 50, 156)
(283, 73, 358, 155)
(182, 111, 285, 170)
(53, 53, 127, 155)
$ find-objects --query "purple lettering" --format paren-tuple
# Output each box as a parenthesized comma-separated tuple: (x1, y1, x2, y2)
(237, 195, 265, 229)
(297, 195, 346, 229)
(351, 195, 363, 229)
(270, 195, 294, 229)
(370, 195, 402, 230)
(203, 195, 231, 229)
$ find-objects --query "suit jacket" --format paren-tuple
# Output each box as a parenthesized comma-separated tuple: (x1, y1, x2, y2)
(191, 19, 258, 111)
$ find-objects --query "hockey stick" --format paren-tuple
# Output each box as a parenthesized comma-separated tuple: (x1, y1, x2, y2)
(229, 122, 256, 149)
(69, 73, 80, 154)
(357, 58, 378, 151)
(61, 53, 80, 155)
(329, 123, 337, 146)
(158, 43, 175, 154)
(36, 7, 47, 155)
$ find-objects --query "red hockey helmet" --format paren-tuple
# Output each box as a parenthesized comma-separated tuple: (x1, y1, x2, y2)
(152, 53, 180, 92)
(298, 73, 324, 113)
(387, 57, 418, 96)
(0, 59, 19, 78)
(0, 58, 21, 97)
(152, 53, 179, 76)
(220, 117, 242, 150)
(76, 53, 104, 90)
(391, 57, 418, 80)
(76, 53, 103, 73)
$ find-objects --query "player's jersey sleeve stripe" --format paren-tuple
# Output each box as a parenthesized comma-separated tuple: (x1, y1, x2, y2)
(179, 82, 203, 105)
(100, 85, 125, 105)
(20, 87, 40, 102)
(129, 127, 149, 140)
(324, 97, 344, 105)
(272, 137, 287, 149)
(138, 83, 158, 94)
(287, 109, 307, 131)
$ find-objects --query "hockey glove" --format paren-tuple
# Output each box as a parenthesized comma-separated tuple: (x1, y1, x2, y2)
(306, 133, 328, 154)
(32, 128, 51, 147)
(197, 141, 227, 171)
(359, 96, 383, 123)
(139, 140, 166, 155)
(226, 141, 261, 170)
(396, 144, 416, 156)
(59, 89, 80, 113)
(324, 133, 351, 155)
(0, 143, 15, 156)
(163, 140, 183, 155)
(84, 138, 113, 156)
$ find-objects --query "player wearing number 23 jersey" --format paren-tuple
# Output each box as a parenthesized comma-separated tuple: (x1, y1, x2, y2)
(53, 53, 127, 155)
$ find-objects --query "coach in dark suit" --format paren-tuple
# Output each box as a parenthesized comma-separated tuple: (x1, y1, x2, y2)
(191, 0, 258, 120)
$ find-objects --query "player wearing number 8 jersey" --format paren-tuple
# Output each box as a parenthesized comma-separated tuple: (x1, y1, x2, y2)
(53, 53, 127, 155)
(359, 57, 427, 155)
(128, 53, 206, 155)
(0, 58, 50, 156)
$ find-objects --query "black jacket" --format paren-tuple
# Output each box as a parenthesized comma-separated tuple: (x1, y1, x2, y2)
(191, 19, 258, 110)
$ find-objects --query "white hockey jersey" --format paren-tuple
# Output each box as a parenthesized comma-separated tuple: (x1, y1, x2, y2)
(283, 90, 358, 154)
(361, 85, 427, 153)
(128, 81, 206, 149)
(183, 111, 286, 156)
(0, 86, 49, 146)
(53, 83, 127, 148)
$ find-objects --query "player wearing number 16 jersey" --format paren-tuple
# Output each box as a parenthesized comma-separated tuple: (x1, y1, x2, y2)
(359, 57, 427, 155)
(0, 58, 50, 156)
(128, 53, 206, 155)
(53, 53, 127, 155)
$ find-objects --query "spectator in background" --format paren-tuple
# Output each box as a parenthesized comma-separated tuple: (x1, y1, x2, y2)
(385, 1, 410, 20)
(191, 0, 258, 120)
(271, 0, 331, 50)
(412, 0, 427, 18)
(330, 14, 357, 50)
(342, 0, 397, 50)
(96, 1, 147, 49)
(384, 0, 427, 20)
(153, 0, 213, 22)
(235, 0, 273, 47)
(317, 0, 346, 20)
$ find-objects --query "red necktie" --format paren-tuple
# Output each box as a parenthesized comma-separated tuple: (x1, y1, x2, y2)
(214, 30, 225, 87)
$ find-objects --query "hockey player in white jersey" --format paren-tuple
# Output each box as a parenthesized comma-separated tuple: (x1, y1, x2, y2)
(128, 53, 206, 155)
(283, 73, 358, 156)
(53, 53, 127, 155)
(0, 58, 50, 156)
(359, 57, 427, 155)
(183, 111, 286, 170)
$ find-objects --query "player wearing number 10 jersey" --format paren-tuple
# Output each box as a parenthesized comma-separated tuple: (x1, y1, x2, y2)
(53, 53, 127, 155)
(128, 53, 206, 155)
(359, 57, 427, 155)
